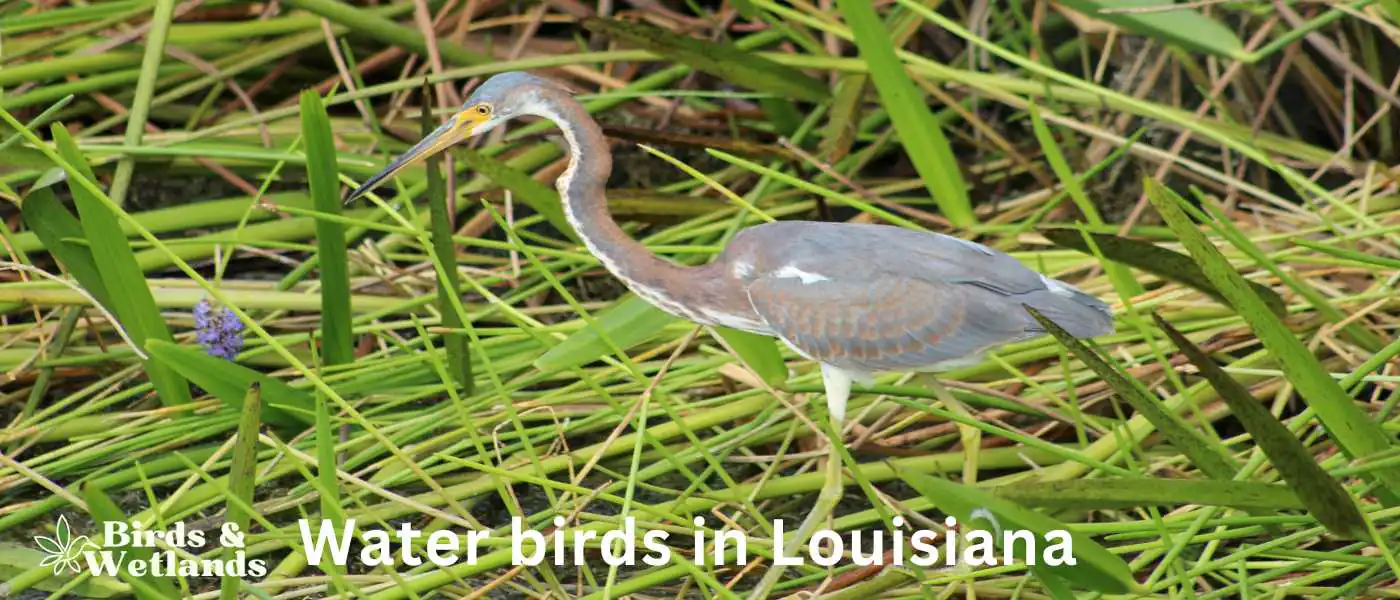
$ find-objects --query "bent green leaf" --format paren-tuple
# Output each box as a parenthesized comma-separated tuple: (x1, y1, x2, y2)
(20, 188, 113, 311)
(459, 149, 577, 243)
(1155, 314, 1367, 538)
(1054, 0, 1245, 59)
(1147, 178, 1400, 506)
(1027, 305, 1240, 481)
(713, 327, 787, 387)
(534, 295, 680, 372)
(52, 123, 191, 407)
(146, 340, 313, 429)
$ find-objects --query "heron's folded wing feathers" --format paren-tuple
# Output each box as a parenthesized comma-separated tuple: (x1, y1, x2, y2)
(745, 274, 1030, 373)
(751, 222, 1046, 296)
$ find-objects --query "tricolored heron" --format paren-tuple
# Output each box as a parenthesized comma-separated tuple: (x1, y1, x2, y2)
(348, 71, 1114, 590)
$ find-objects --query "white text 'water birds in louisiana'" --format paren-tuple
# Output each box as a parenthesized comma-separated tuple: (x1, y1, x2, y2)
(346, 71, 1115, 594)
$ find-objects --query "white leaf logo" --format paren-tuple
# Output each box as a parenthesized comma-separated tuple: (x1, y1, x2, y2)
(34, 515, 97, 575)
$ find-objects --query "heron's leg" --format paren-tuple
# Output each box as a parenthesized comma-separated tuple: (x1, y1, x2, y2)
(820, 364, 852, 424)
(747, 364, 851, 599)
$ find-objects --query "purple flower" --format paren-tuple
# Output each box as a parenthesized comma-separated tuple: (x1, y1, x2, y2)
(194, 298, 244, 361)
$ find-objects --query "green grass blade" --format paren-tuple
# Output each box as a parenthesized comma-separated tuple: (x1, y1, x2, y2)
(1146, 178, 1400, 505)
(51, 123, 191, 407)
(458, 149, 578, 243)
(1033, 569, 1077, 600)
(80, 483, 182, 599)
(582, 17, 829, 102)
(820, 73, 867, 163)
(221, 383, 261, 600)
(0, 543, 128, 597)
(106, 0, 176, 206)
(1291, 237, 1400, 270)
(1380, 0, 1400, 25)
(299, 89, 348, 544)
(994, 478, 1303, 511)
(712, 327, 787, 387)
(1040, 227, 1287, 317)
(0, 144, 53, 172)
(145, 340, 313, 428)
(1053, 0, 1245, 59)
(1026, 103, 1140, 297)
(758, 97, 803, 137)
(898, 470, 1138, 593)
(20, 188, 113, 311)
(421, 82, 472, 393)
(1027, 306, 1240, 481)
(1154, 314, 1367, 538)
(835, 0, 973, 226)
(300, 90, 354, 368)
(534, 295, 679, 372)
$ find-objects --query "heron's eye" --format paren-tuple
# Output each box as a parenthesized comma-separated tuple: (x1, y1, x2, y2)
(475, 105, 491, 116)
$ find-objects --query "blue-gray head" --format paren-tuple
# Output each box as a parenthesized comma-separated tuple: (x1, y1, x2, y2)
(347, 71, 568, 201)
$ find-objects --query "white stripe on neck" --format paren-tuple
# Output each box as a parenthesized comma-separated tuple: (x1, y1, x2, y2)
(524, 100, 709, 322)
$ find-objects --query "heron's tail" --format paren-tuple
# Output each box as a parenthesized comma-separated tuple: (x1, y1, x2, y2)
(1019, 276, 1115, 339)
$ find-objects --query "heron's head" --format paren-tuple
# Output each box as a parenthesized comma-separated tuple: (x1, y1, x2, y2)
(346, 71, 565, 202)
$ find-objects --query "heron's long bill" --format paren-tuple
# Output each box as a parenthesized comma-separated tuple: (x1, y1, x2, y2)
(345, 108, 485, 203)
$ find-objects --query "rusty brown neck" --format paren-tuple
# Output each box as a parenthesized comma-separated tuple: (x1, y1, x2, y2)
(531, 88, 740, 322)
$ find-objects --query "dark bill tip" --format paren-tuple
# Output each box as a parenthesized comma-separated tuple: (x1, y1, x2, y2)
(343, 118, 462, 204)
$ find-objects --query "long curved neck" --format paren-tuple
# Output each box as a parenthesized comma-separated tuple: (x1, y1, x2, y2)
(523, 89, 768, 332)
(531, 90, 699, 300)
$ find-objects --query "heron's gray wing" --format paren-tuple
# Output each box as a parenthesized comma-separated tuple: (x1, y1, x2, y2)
(744, 273, 1031, 373)
(739, 221, 1047, 296)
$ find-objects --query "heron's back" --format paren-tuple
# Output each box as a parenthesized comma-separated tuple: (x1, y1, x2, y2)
(727, 221, 1114, 373)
